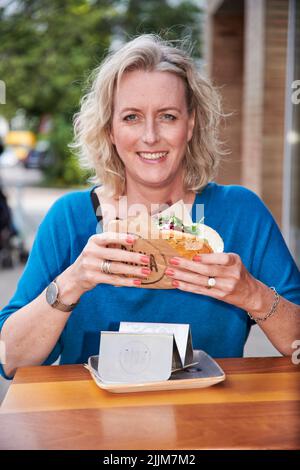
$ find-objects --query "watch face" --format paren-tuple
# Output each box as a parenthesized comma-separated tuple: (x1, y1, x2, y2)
(46, 282, 58, 305)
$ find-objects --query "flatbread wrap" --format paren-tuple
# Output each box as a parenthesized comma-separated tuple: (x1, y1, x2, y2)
(107, 209, 224, 289)
(155, 214, 223, 259)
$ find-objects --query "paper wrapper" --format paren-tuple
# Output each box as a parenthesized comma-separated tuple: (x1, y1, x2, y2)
(105, 198, 224, 289)
(107, 212, 196, 290)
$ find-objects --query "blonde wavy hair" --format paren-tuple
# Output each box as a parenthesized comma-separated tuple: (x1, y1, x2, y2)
(72, 34, 226, 197)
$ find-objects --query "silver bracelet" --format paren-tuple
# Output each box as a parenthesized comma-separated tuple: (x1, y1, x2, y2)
(247, 287, 280, 322)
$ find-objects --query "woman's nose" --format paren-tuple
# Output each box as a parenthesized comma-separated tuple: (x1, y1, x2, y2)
(142, 119, 159, 145)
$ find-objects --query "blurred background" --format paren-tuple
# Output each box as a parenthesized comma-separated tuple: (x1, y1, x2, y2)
(0, 0, 299, 402)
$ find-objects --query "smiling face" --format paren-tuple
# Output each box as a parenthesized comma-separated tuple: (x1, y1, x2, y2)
(110, 70, 195, 191)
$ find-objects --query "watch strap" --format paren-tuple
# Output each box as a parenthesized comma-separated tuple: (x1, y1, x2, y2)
(52, 297, 79, 312)
(49, 279, 79, 312)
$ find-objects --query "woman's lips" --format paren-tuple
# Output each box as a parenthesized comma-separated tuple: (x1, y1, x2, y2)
(137, 151, 168, 163)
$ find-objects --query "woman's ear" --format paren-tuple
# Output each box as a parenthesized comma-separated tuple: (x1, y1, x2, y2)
(187, 109, 195, 142)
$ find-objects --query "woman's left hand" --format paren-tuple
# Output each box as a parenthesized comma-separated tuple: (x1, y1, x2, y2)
(165, 253, 259, 311)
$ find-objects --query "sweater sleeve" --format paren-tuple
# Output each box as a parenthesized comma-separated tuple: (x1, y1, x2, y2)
(0, 195, 74, 378)
(229, 186, 300, 305)
(255, 217, 300, 305)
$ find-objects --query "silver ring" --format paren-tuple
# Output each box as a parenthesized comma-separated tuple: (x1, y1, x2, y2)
(100, 259, 112, 275)
(207, 277, 216, 288)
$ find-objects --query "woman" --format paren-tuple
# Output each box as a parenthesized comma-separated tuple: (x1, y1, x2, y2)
(1, 35, 299, 379)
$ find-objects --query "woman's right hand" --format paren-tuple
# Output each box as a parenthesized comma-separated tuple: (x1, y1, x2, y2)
(56, 232, 150, 303)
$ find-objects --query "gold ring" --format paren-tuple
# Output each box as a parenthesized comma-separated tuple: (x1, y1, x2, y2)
(100, 259, 112, 275)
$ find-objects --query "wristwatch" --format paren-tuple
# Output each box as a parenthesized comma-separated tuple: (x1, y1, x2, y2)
(46, 279, 79, 312)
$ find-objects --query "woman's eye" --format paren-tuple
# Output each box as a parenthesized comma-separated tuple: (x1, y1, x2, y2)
(162, 114, 176, 121)
(124, 114, 138, 122)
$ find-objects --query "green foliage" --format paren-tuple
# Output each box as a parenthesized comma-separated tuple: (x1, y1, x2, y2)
(121, 0, 202, 57)
(0, 0, 115, 119)
(0, 0, 202, 187)
(44, 115, 92, 186)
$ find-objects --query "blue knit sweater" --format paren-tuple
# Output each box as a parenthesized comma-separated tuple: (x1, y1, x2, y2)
(1, 183, 299, 378)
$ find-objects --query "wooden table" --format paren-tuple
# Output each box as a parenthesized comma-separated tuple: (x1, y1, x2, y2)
(0, 357, 299, 450)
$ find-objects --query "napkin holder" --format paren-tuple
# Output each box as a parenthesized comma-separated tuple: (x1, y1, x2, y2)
(98, 322, 195, 384)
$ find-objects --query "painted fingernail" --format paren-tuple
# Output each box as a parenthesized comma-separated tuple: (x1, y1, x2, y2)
(141, 267, 151, 275)
(169, 258, 180, 266)
(133, 279, 142, 286)
(165, 268, 175, 276)
(193, 255, 201, 262)
(172, 280, 180, 287)
(140, 255, 150, 263)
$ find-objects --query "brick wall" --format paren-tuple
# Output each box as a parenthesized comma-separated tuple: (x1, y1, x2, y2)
(208, 7, 244, 186)
(241, 0, 265, 195)
(261, 0, 289, 224)
(242, 0, 288, 224)
(206, 0, 289, 226)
